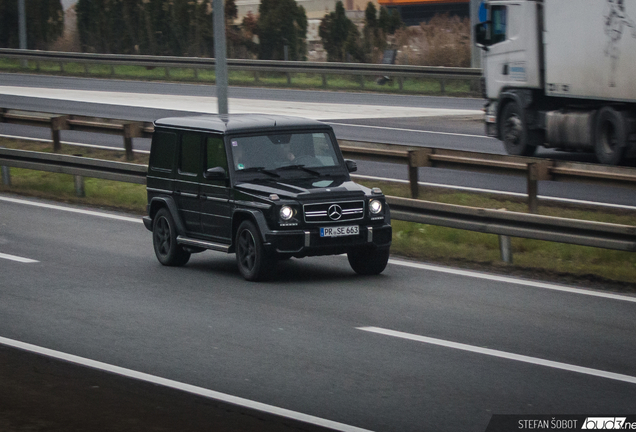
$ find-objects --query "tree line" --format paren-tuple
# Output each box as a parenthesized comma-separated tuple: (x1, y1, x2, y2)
(0, 0, 403, 63)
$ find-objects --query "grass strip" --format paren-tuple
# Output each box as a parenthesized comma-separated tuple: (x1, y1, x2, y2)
(1, 138, 635, 287)
(0, 58, 478, 97)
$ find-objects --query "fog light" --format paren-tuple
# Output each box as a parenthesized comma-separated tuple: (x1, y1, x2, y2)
(369, 200, 382, 214)
(280, 206, 294, 221)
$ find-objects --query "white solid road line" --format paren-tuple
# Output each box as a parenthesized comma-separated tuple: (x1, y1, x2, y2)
(326, 121, 491, 139)
(3, 194, 635, 302)
(388, 259, 636, 303)
(0, 336, 373, 432)
(0, 195, 143, 223)
(0, 252, 39, 263)
(357, 327, 636, 385)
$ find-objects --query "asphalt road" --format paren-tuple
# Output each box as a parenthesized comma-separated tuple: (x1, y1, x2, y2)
(1, 73, 634, 208)
(1, 194, 636, 431)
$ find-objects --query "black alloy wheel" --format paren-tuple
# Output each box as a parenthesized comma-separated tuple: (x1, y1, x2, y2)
(235, 220, 275, 281)
(347, 247, 390, 275)
(152, 208, 190, 266)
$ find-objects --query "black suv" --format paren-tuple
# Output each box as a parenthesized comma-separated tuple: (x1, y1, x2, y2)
(143, 114, 392, 281)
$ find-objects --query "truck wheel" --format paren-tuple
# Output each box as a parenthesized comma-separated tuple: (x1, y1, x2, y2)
(153, 208, 191, 266)
(500, 102, 539, 156)
(348, 247, 390, 275)
(595, 106, 626, 165)
(235, 220, 275, 281)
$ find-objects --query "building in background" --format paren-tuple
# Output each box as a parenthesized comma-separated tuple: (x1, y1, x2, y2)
(378, 0, 468, 26)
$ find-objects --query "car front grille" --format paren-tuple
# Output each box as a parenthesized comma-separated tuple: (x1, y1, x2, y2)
(303, 200, 364, 223)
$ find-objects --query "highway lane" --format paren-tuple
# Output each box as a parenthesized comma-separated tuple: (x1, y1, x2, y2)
(1, 194, 636, 431)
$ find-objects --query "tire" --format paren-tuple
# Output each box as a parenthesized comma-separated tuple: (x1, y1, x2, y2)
(152, 208, 191, 266)
(347, 247, 390, 275)
(235, 220, 276, 281)
(595, 106, 627, 165)
(500, 101, 540, 156)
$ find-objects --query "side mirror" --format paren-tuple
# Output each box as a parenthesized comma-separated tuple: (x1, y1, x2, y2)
(204, 166, 227, 180)
(345, 159, 357, 173)
(475, 22, 491, 50)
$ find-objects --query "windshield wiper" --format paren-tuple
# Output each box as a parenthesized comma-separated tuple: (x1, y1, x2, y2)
(275, 164, 322, 176)
(238, 166, 280, 177)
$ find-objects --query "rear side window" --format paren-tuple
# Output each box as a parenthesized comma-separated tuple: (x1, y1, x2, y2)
(150, 131, 177, 171)
(179, 133, 202, 175)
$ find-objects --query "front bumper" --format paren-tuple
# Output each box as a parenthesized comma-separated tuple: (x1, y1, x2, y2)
(265, 224, 392, 257)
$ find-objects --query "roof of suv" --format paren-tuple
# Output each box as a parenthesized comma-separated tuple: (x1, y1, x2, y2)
(154, 114, 329, 134)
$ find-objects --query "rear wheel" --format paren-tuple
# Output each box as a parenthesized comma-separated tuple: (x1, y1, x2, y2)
(235, 220, 276, 281)
(500, 101, 540, 156)
(595, 106, 627, 165)
(152, 208, 190, 266)
(348, 247, 390, 275)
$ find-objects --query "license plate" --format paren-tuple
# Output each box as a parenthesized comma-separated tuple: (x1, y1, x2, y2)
(320, 225, 359, 237)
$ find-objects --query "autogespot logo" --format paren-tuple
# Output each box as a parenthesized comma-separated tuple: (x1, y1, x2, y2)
(582, 418, 631, 429)
(328, 204, 342, 220)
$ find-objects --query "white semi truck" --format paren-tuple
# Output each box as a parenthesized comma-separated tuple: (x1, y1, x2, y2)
(475, 0, 636, 165)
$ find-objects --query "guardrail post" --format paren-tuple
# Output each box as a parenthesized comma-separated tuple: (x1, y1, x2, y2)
(499, 235, 513, 263)
(254, 71, 259, 83)
(50, 116, 69, 152)
(440, 78, 446, 94)
(123, 122, 142, 161)
(322, 74, 327, 88)
(286, 72, 292, 85)
(1, 166, 10, 186)
(398, 77, 403, 91)
(408, 149, 432, 199)
(74, 175, 85, 197)
(527, 163, 539, 213)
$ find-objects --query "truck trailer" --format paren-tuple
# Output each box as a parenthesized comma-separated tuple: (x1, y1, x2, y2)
(475, 0, 636, 165)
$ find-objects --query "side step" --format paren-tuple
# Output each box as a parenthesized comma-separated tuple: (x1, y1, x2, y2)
(177, 236, 231, 253)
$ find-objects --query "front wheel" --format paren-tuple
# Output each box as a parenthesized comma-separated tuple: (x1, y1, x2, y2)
(348, 247, 390, 275)
(500, 101, 540, 156)
(152, 208, 190, 266)
(235, 220, 276, 281)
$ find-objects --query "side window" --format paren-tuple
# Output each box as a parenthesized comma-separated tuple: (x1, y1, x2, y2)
(206, 135, 228, 172)
(179, 133, 202, 175)
(149, 131, 177, 172)
(491, 6, 507, 44)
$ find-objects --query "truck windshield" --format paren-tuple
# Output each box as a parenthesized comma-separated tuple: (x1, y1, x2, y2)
(229, 131, 341, 173)
(491, 6, 507, 44)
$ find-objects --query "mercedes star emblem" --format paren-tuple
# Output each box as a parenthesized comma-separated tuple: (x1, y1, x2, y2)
(328, 204, 343, 220)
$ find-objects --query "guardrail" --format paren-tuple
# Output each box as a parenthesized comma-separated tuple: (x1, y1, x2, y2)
(0, 48, 481, 93)
(2, 108, 636, 214)
(1, 148, 634, 261)
(338, 140, 636, 213)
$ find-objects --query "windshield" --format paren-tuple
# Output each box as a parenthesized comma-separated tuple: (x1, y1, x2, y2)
(229, 131, 341, 174)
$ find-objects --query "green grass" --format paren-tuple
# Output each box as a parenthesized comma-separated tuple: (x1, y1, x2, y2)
(0, 58, 477, 96)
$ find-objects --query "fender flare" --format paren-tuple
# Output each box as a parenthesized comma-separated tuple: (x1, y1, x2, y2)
(232, 209, 273, 245)
(148, 196, 187, 236)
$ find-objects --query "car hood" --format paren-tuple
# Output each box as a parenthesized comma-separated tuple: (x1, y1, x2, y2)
(235, 177, 368, 201)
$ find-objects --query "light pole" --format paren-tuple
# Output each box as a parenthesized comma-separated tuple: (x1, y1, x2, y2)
(213, 0, 229, 115)
(18, 0, 27, 68)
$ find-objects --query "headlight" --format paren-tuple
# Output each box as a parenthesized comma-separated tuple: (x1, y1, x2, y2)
(369, 199, 383, 214)
(280, 205, 294, 221)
